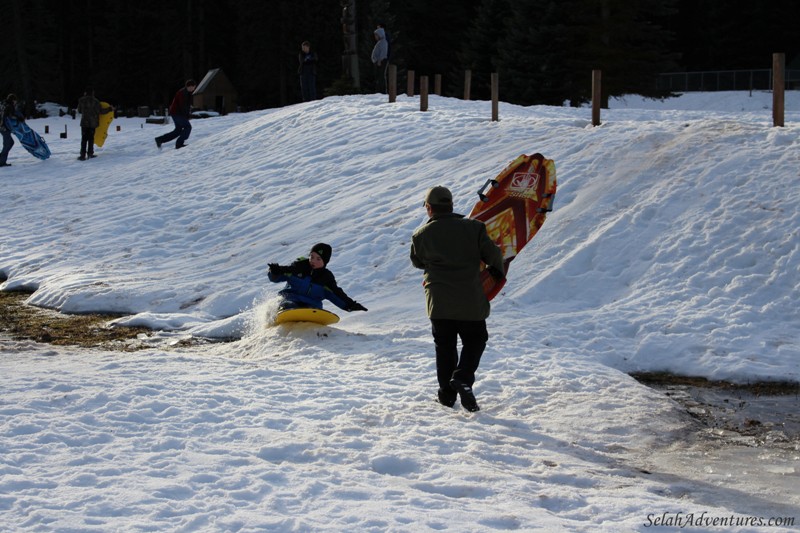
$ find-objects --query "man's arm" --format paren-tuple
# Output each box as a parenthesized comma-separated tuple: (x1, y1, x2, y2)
(478, 224, 504, 277)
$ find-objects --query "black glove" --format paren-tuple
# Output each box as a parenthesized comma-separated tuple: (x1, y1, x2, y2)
(268, 263, 283, 276)
(487, 265, 505, 281)
(348, 302, 368, 312)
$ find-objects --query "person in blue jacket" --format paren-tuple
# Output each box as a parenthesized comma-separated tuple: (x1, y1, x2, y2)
(268, 243, 367, 313)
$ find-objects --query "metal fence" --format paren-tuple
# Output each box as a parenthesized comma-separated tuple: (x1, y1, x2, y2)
(657, 69, 800, 92)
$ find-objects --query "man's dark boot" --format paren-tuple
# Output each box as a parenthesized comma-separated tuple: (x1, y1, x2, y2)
(437, 387, 457, 408)
(450, 379, 480, 412)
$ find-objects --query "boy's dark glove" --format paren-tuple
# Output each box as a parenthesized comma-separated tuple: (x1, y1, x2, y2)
(487, 265, 505, 281)
(348, 302, 368, 312)
(268, 263, 283, 276)
(288, 262, 308, 275)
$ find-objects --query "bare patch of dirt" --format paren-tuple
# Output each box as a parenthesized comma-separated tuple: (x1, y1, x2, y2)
(631, 371, 799, 396)
(631, 371, 800, 446)
(0, 290, 152, 351)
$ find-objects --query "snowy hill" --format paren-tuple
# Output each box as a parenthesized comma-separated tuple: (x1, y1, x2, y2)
(1, 91, 799, 531)
(3, 91, 798, 382)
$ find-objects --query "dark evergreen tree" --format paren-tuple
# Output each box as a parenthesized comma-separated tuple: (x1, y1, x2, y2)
(389, 0, 480, 95)
(95, 1, 183, 111)
(2, 0, 60, 110)
(496, 0, 589, 106)
(0, 0, 793, 112)
(234, 0, 344, 108)
(496, 0, 676, 106)
(458, 0, 511, 100)
(584, 0, 679, 102)
(671, 0, 800, 71)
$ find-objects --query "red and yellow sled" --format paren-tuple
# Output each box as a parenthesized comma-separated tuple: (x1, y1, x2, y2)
(468, 153, 557, 301)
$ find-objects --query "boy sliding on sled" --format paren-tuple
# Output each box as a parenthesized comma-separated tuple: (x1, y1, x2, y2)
(268, 243, 367, 313)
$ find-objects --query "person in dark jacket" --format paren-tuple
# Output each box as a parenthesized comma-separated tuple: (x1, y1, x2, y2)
(1, 93, 22, 167)
(268, 243, 368, 313)
(155, 79, 196, 150)
(410, 186, 505, 412)
(298, 41, 318, 102)
(77, 87, 113, 160)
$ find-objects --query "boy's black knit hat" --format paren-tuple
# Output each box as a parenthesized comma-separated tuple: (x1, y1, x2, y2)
(310, 243, 332, 265)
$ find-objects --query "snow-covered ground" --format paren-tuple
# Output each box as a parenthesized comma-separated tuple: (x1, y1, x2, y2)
(1, 91, 798, 531)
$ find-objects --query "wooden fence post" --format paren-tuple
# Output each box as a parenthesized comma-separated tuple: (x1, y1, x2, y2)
(407, 70, 415, 97)
(773, 53, 785, 127)
(464, 70, 472, 100)
(388, 64, 397, 103)
(434, 74, 442, 96)
(420, 75, 429, 111)
(491, 73, 499, 121)
(592, 70, 602, 126)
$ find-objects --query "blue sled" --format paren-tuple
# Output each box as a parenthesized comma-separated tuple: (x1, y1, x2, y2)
(4, 117, 51, 160)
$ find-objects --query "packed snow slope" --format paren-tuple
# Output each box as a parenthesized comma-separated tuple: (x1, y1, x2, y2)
(2, 92, 798, 382)
(0, 92, 799, 532)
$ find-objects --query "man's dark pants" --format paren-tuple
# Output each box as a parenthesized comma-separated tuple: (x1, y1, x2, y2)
(156, 115, 192, 148)
(0, 130, 13, 165)
(80, 127, 96, 157)
(431, 319, 488, 390)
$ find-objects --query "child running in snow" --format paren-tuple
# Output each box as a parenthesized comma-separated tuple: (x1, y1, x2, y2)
(268, 243, 368, 313)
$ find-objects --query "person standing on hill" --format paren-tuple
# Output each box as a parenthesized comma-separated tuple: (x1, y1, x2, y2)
(77, 87, 113, 161)
(371, 26, 389, 94)
(298, 41, 318, 102)
(410, 186, 505, 412)
(155, 79, 196, 150)
(377, 23, 391, 62)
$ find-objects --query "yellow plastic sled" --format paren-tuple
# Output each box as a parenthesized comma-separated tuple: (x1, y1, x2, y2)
(94, 101, 114, 147)
(274, 307, 340, 326)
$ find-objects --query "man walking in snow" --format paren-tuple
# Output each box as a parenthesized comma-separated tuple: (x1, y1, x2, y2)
(410, 186, 505, 412)
(155, 79, 196, 150)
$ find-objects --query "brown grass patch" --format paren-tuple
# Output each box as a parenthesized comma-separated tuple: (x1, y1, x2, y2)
(0, 290, 151, 350)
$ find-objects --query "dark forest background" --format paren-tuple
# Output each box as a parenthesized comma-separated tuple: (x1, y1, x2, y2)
(1, 0, 797, 113)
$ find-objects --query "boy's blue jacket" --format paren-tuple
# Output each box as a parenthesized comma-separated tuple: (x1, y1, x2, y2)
(268, 260, 357, 310)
